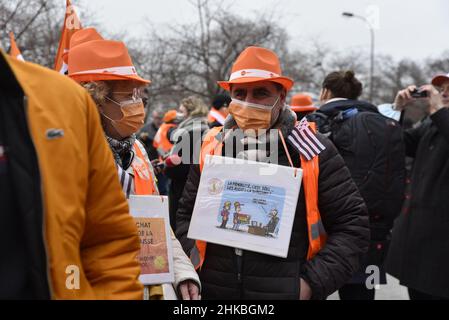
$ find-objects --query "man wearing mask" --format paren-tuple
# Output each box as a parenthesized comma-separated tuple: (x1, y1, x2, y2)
(386, 74, 449, 300)
(175, 46, 370, 300)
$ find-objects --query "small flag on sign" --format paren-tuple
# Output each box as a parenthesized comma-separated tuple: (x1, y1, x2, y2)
(287, 118, 326, 161)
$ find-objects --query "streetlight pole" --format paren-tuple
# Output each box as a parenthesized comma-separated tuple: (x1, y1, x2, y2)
(342, 12, 375, 102)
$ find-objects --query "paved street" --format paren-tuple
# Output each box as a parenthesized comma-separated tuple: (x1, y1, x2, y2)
(327, 275, 409, 300)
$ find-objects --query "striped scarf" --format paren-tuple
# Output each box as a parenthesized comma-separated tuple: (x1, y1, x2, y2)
(106, 134, 136, 167)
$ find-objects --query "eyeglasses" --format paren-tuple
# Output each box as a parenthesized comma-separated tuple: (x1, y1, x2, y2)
(112, 88, 144, 101)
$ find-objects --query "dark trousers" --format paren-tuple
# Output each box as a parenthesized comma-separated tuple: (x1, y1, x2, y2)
(408, 288, 447, 300)
(156, 173, 169, 195)
(338, 284, 375, 300)
(220, 219, 228, 228)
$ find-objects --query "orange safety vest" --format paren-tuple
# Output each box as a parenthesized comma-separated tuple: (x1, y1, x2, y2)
(132, 141, 158, 195)
(191, 124, 327, 270)
(153, 123, 177, 155)
(207, 108, 227, 126)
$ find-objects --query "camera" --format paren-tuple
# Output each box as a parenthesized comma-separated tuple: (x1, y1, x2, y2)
(410, 89, 428, 98)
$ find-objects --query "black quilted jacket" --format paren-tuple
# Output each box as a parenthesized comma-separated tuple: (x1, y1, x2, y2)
(176, 130, 370, 300)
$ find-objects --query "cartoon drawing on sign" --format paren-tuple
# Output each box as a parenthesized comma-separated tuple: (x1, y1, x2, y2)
(219, 201, 231, 229)
(232, 202, 240, 231)
(231, 201, 251, 231)
(216, 180, 285, 238)
(266, 209, 280, 234)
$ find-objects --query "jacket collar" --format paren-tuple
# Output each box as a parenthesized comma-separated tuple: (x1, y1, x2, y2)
(178, 115, 208, 130)
(319, 99, 379, 116)
(325, 98, 348, 104)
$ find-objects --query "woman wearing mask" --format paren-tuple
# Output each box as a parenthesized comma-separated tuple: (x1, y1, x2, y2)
(67, 34, 200, 300)
(165, 96, 209, 231)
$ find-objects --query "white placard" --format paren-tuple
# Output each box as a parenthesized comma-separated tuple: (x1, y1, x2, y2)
(188, 155, 302, 258)
(129, 195, 175, 285)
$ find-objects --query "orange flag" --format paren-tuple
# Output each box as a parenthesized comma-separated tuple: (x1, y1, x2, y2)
(54, 0, 82, 74)
(9, 32, 25, 61)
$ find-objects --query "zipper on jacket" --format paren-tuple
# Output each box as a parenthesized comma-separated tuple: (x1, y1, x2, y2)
(235, 248, 243, 284)
(23, 95, 54, 298)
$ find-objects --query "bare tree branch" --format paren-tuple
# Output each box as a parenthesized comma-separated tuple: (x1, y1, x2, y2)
(16, 0, 47, 40)
(0, 0, 25, 30)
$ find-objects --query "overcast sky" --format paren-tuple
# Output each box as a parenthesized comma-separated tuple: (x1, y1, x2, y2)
(82, 0, 448, 61)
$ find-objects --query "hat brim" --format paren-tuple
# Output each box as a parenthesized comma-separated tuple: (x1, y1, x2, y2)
(431, 75, 449, 87)
(163, 116, 177, 123)
(291, 105, 317, 112)
(217, 76, 294, 92)
(69, 72, 151, 85)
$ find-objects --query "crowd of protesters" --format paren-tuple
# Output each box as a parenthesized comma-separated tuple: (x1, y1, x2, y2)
(1, 23, 448, 301)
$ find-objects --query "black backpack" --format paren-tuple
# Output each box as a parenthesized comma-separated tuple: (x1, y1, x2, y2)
(309, 106, 406, 239)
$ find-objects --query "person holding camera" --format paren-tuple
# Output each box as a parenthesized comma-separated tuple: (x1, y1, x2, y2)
(386, 73, 449, 300)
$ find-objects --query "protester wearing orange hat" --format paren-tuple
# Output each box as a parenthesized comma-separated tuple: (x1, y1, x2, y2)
(216, 46, 295, 134)
(290, 93, 318, 119)
(217, 46, 294, 91)
(163, 110, 178, 123)
(67, 34, 201, 300)
(67, 34, 151, 169)
(176, 46, 369, 300)
(153, 110, 180, 157)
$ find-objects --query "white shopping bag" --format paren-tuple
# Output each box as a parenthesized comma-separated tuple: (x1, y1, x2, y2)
(188, 155, 302, 258)
(129, 195, 175, 285)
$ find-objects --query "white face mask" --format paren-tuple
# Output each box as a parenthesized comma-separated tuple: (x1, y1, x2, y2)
(176, 112, 186, 121)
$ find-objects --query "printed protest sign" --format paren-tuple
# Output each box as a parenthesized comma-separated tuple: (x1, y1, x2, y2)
(188, 155, 302, 258)
(129, 195, 174, 285)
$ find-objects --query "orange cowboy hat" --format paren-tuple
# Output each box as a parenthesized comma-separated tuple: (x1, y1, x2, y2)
(290, 93, 317, 113)
(68, 39, 150, 84)
(218, 46, 294, 92)
(62, 28, 104, 64)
